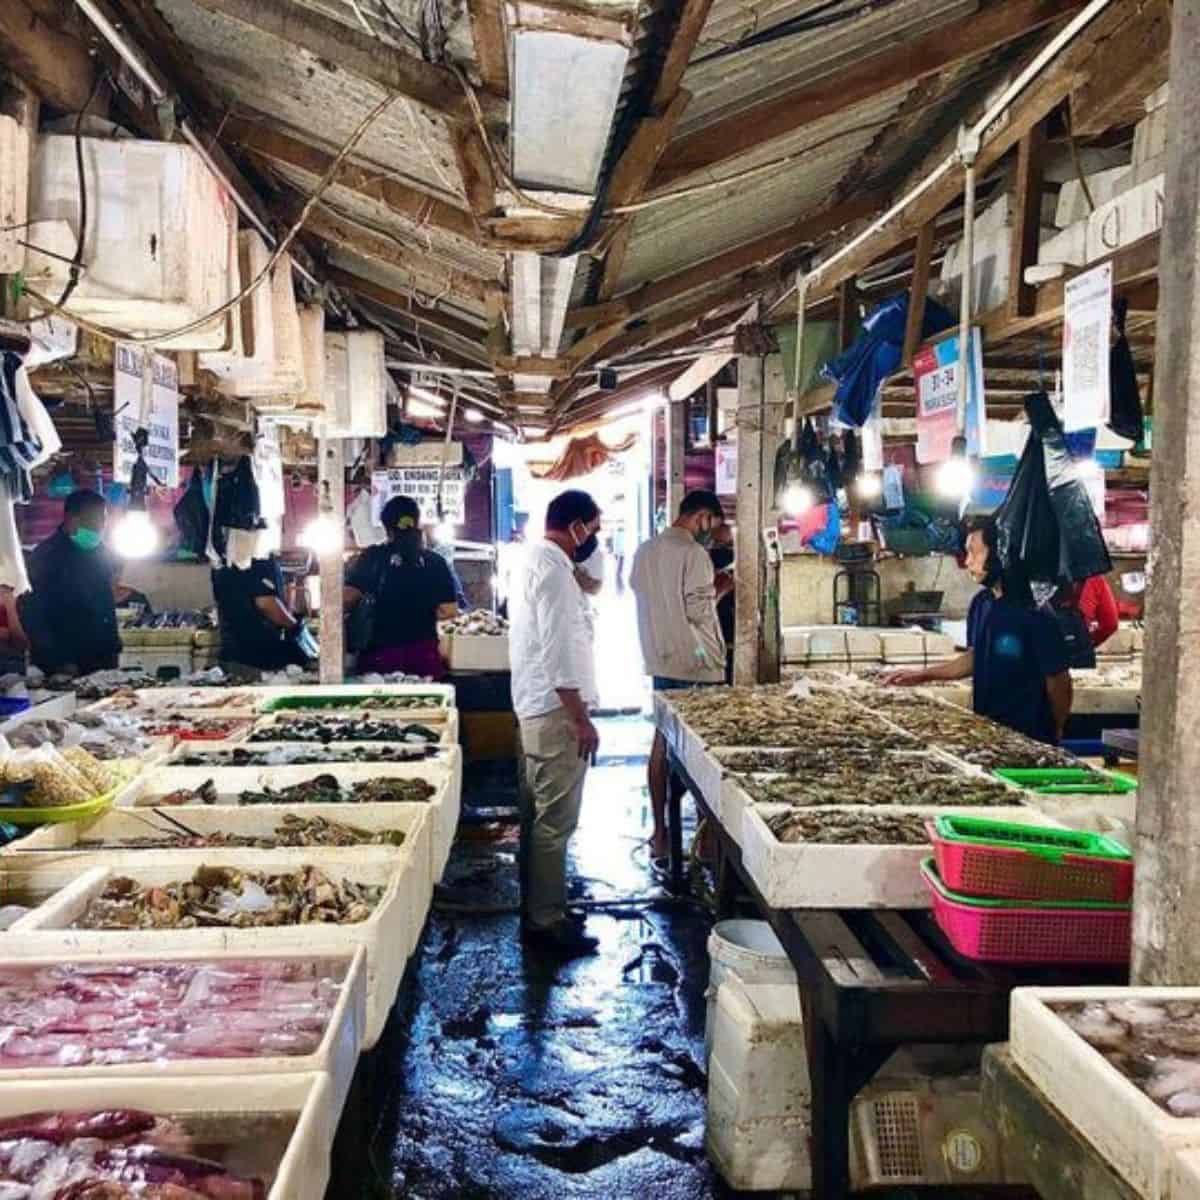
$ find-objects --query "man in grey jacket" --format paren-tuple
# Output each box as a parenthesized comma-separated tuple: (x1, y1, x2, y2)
(631, 490, 731, 864)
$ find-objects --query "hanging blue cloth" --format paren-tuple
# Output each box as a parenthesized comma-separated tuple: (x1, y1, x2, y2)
(821, 294, 954, 427)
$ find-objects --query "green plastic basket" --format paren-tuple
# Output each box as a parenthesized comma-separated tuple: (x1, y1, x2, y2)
(932, 815, 1131, 863)
(993, 767, 1138, 795)
(0, 789, 116, 828)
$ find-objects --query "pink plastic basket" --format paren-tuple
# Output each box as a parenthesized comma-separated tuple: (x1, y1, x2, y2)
(921, 860, 1131, 965)
(926, 817, 1134, 903)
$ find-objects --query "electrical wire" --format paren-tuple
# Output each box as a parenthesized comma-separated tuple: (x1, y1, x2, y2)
(23, 91, 403, 346)
(55, 71, 108, 311)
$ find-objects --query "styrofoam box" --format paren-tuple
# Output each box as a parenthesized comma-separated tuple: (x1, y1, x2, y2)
(1010, 987, 1200, 1200)
(0, 1071, 334, 1200)
(1056, 164, 1132, 228)
(243, 254, 306, 403)
(26, 136, 233, 336)
(784, 626, 883, 663)
(7, 850, 419, 1049)
(119, 648, 196, 677)
(1086, 174, 1164, 262)
(248, 708, 461, 752)
(1171, 1147, 1200, 1199)
(652, 691, 682, 755)
(0, 946, 365, 1120)
(0, 690, 77, 735)
(0, 114, 29, 274)
(740, 803, 1049, 909)
(446, 632, 510, 672)
(117, 761, 455, 885)
(707, 972, 811, 1192)
(293, 303, 327, 415)
(1028, 790, 1136, 835)
(323, 330, 387, 438)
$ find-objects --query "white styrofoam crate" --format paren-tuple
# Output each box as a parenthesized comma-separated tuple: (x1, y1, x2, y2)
(26, 136, 234, 338)
(0, 114, 29, 274)
(0, 1071, 334, 1200)
(0, 690, 77, 735)
(1056, 164, 1132, 227)
(445, 632, 510, 672)
(1171, 1147, 1200, 1199)
(116, 761, 455, 885)
(0, 946, 365, 1122)
(205, 229, 274, 390)
(1011, 987, 1200, 1199)
(248, 708, 460, 750)
(652, 691, 682, 755)
(740, 803, 1047, 909)
(119, 648, 197, 678)
(323, 330, 387, 438)
(243, 254, 306, 404)
(1036, 220, 1088, 270)
(5, 849, 423, 1048)
(1086, 174, 1164, 262)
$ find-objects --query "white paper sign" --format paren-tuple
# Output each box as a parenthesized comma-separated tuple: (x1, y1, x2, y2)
(715, 440, 737, 495)
(371, 467, 466, 525)
(113, 344, 179, 488)
(1063, 262, 1113, 432)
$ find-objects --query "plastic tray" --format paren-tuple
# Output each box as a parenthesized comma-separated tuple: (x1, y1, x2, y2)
(929, 815, 1133, 903)
(921, 859, 1131, 965)
(0, 1071, 334, 1200)
(993, 767, 1138, 795)
(0, 788, 116, 828)
(0, 947, 365, 1124)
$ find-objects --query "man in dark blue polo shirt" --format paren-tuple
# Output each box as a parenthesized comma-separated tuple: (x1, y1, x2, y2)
(884, 518, 1073, 743)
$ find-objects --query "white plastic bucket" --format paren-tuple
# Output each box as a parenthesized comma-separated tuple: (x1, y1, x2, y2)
(706, 919, 796, 1062)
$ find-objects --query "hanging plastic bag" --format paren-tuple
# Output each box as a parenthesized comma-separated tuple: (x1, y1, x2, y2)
(213, 457, 261, 532)
(173, 466, 210, 559)
(801, 502, 841, 556)
(994, 407, 1060, 582)
(1035, 395, 1113, 582)
(1108, 297, 1144, 443)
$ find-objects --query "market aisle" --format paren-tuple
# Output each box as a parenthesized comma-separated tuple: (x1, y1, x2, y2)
(367, 715, 732, 1199)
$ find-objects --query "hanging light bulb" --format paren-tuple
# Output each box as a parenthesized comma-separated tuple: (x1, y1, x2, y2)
(434, 520, 457, 545)
(111, 508, 159, 559)
(855, 472, 883, 500)
(782, 482, 814, 516)
(300, 480, 344, 555)
(935, 436, 977, 500)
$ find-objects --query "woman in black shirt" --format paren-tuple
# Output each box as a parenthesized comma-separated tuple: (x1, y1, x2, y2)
(344, 495, 459, 678)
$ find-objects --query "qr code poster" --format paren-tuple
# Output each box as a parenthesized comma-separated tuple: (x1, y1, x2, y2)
(1063, 261, 1112, 433)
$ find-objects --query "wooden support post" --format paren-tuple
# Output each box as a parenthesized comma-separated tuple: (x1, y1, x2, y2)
(760, 355, 785, 684)
(902, 222, 937, 366)
(705, 378, 719, 446)
(1008, 122, 1046, 320)
(666, 397, 686, 520)
(318, 438, 346, 684)
(1133, 0, 1200, 986)
(734, 356, 765, 686)
(836, 281, 858, 350)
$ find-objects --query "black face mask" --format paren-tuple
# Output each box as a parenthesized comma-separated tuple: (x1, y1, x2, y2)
(573, 530, 599, 563)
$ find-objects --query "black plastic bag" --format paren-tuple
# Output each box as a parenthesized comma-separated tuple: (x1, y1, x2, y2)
(1108, 297, 1144, 443)
(173, 466, 210, 558)
(994, 416, 1060, 582)
(213, 456, 261, 532)
(1039, 406, 1113, 583)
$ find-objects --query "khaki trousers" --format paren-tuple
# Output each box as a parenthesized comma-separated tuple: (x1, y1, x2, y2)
(518, 706, 588, 928)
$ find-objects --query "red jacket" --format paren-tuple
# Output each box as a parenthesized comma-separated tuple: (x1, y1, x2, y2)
(1072, 575, 1120, 647)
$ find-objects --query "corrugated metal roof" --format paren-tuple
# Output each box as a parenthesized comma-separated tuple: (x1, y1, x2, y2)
(326, 245, 491, 321)
(288, 0, 476, 63)
(685, 0, 977, 129)
(616, 82, 910, 291)
(155, 0, 466, 203)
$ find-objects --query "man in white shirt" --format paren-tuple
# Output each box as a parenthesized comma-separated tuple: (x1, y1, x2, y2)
(509, 489, 603, 956)
(630, 490, 731, 863)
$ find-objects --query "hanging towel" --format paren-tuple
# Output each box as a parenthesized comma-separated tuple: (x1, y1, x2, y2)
(0, 479, 29, 593)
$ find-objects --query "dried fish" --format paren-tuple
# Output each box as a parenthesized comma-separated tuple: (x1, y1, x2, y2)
(172, 744, 436, 767)
(250, 716, 442, 744)
(766, 808, 930, 845)
(155, 775, 435, 807)
(74, 865, 384, 929)
(269, 693, 444, 712)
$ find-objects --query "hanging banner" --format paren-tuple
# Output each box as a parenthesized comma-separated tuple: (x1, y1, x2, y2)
(715, 439, 737, 495)
(1063, 261, 1113, 432)
(371, 467, 467, 526)
(912, 328, 986, 464)
(113, 345, 179, 488)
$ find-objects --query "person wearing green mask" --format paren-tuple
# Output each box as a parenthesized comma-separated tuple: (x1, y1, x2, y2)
(24, 489, 125, 676)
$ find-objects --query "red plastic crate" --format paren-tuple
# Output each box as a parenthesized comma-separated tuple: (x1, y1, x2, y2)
(921, 860, 1131, 965)
(927, 818, 1134, 903)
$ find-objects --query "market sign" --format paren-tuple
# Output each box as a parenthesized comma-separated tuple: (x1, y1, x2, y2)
(913, 328, 986, 464)
(1063, 261, 1113, 433)
(113, 344, 179, 488)
(715, 440, 737, 495)
(371, 467, 467, 526)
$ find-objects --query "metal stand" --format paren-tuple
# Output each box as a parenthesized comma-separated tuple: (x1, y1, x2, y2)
(833, 564, 881, 626)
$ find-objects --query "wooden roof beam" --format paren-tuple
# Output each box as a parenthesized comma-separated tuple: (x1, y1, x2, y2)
(184, 0, 503, 123)
(222, 114, 480, 243)
(0, 0, 98, 112)
(766, 0, 1143, 311)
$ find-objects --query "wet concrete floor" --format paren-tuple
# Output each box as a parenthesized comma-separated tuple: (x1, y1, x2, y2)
(359, 716, 1014, 1199)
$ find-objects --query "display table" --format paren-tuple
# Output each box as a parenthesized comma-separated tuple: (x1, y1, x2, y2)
(981, 1046, 1141, 1200)
(666, 749, 1126, 1198)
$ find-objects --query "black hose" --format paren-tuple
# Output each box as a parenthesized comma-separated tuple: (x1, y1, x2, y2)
(55, 73, 106, 311)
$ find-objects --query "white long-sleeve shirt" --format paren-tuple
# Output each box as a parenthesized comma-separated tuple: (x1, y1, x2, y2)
(630, 527, 725, 683)
(509, 540, 596, 719)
